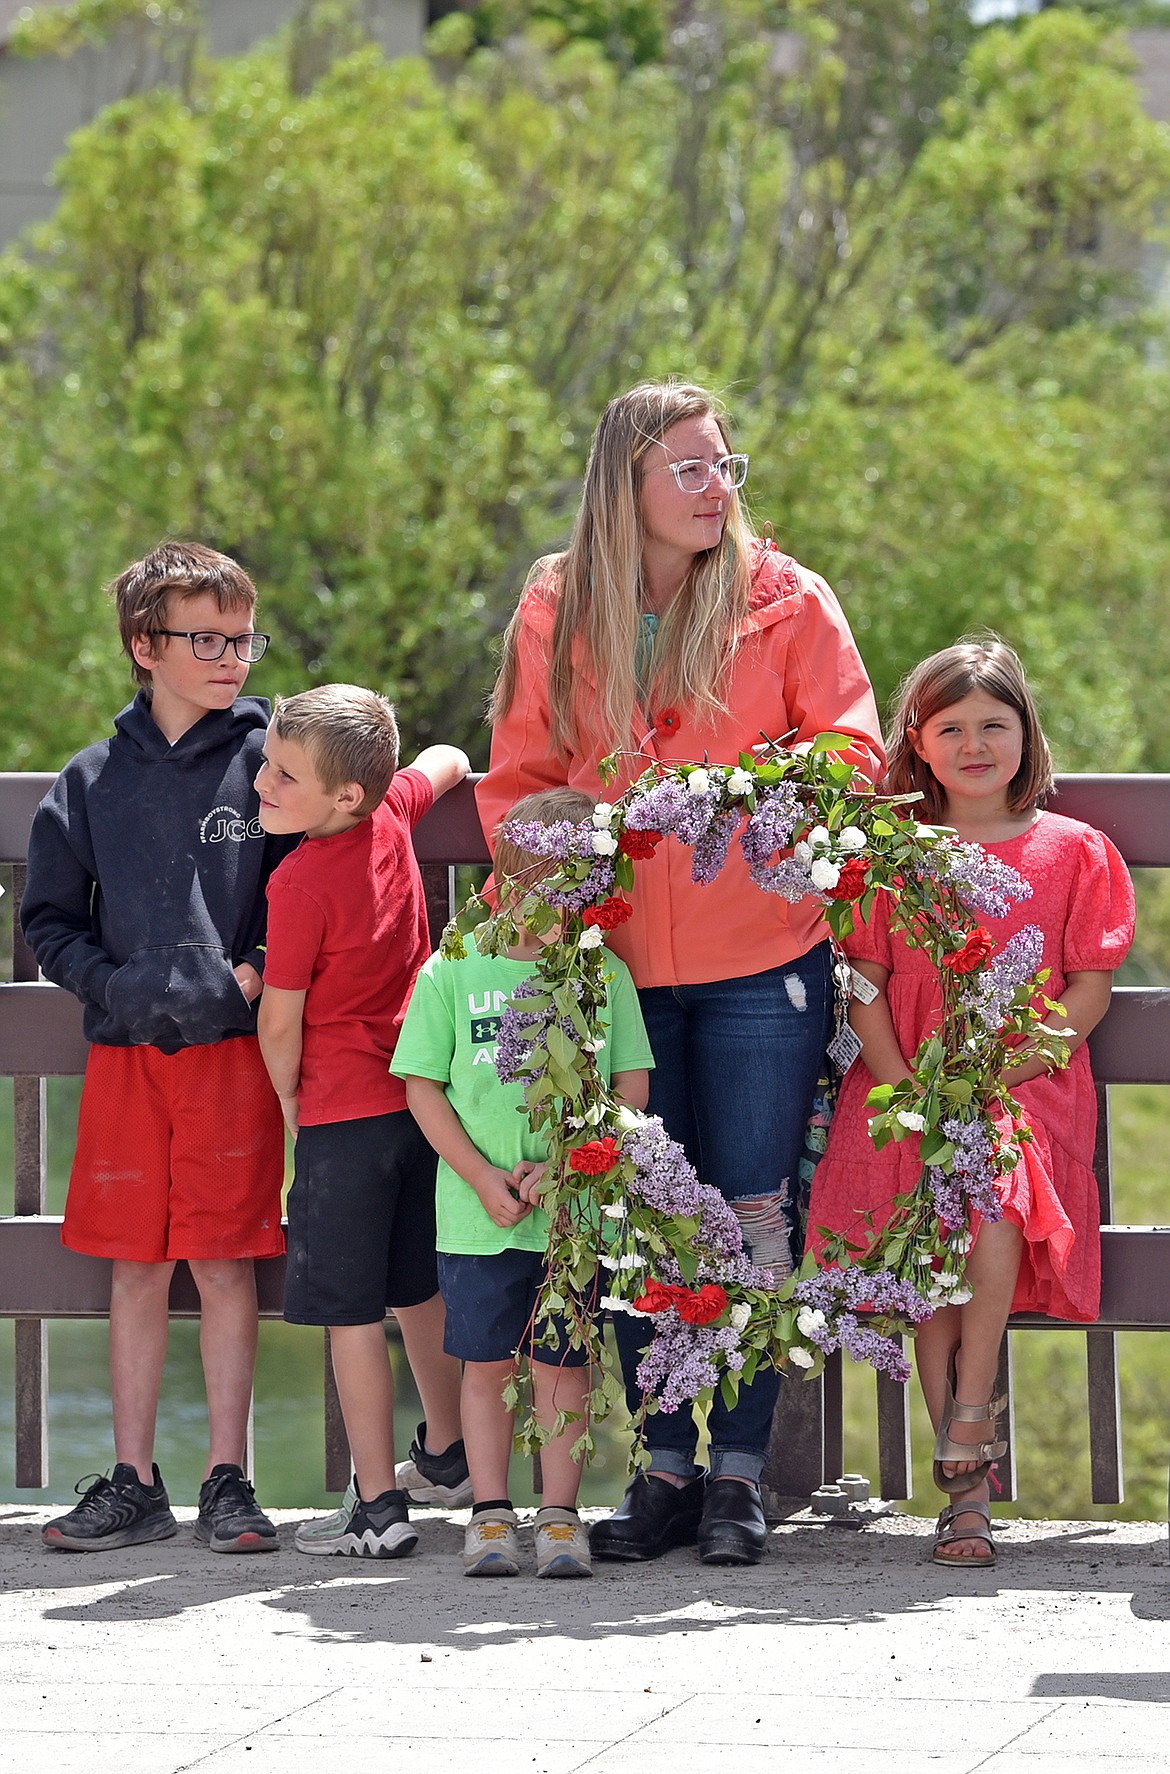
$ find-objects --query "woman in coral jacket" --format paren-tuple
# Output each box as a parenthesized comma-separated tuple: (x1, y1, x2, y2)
(478, 380, 884, 1567)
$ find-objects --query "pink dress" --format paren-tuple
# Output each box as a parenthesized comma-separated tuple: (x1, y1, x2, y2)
(807, 812, 1135, 1321)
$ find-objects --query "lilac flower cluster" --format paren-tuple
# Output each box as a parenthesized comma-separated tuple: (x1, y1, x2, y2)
(927, 1115, 1003, 1228)
(492, 977, 549, 1085)
(833, 1315, 912, 1381)
(635, 1316, 747, 1412)
(499, 816, 616, 910)
(621, 1116, 744, 1256)
(793, 1264, 934, 1325)
(749, 857, 818, 902)
(623, 779, 692, 837)
(923, 840, 1032, 920)
(691, 809, 738, 885)
(739, 782, 802, 892)
(960, 925, 1044, 1032)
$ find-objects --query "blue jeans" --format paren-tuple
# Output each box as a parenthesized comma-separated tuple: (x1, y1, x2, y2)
(614, 942, 834, 1482)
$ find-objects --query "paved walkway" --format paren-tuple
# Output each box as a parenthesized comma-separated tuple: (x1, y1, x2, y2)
(1, 1503, 1168, 1773)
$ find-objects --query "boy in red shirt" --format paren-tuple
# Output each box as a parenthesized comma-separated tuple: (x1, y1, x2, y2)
(255, 684, 469, 1556)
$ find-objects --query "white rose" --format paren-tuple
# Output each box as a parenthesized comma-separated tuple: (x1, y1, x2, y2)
(567, 1115, 586, 1129)
(838, 826, 866, 851)
(687, 768, 710, 796)
(788, 1346, 815, 1369)
(807, 825, 830, 849)
(578, 924, 605, 949)
(809, 858, 840, 891)
(793, 840, 813, 865)
(796, 1306, 827, 1338)
(727, 768, 754, 797)
(591, 830, 618, 856)
(601, 1202, 627, 1220)
(729, 1303, 752, 1332)
(592, 803, 615, 827)
(895, 1110, 927, 1133)
(936, 1271, 959, 1291)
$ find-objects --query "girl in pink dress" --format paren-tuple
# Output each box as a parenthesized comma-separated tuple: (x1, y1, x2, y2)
(808, 639, 1134, 1567)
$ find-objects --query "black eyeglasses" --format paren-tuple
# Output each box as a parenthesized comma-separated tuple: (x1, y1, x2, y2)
(156, 630, 271, 663)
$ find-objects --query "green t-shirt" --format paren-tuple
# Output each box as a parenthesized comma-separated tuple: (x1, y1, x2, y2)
(392, 942, 654, 1255)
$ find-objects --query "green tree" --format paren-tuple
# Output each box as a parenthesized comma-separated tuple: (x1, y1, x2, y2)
(2, 0, 1169, 776)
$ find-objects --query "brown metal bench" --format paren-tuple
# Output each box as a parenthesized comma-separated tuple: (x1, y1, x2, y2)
(2, 772, 1168, 1505)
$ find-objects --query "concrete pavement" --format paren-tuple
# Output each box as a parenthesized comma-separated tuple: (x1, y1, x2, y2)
(1, 1503, 1168, 1773)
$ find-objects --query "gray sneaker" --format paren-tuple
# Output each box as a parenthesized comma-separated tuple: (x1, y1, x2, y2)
(463, 1507, 520, 1576)
(294, 1485, 417, 1559)
(534, 1507, 592, 1578)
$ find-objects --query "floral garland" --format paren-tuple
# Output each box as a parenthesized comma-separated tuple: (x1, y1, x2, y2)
(441, 736, 1071, 1458)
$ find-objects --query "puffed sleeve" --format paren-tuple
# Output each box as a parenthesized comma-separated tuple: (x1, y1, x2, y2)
(1064, 827, 1135, 972)
(476, 595, 570, 856)
(842, 886, 895, 969)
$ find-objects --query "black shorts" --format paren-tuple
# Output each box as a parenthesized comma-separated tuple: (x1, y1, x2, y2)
(283, 1110, 439, 1327)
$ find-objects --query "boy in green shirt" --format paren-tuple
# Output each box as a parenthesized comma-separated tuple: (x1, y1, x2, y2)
(393, 788, 653, 1579)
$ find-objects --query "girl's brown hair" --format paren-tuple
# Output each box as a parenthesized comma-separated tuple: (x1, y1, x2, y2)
(885, 636, 1053, 821)
(489, 380, 756, 759)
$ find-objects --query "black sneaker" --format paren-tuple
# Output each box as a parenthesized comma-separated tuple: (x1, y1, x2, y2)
(395, 1421, 473, 1507)
(194, 1464, 279, 1554)
(294, 1486, 418, 1558)
(43, 1464, 177, 1552)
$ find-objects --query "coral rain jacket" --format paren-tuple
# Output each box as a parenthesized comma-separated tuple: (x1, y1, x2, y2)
(477, 542, 885, 989)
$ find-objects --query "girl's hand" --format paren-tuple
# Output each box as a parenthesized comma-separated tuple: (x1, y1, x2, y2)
(474, 1167, 533, 1228)
(512, 1160, 549, 1207)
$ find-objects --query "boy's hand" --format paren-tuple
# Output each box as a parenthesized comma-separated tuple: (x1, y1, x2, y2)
(278, 1093, 299, 1138)
(233, 962, 264, 1004)
(512, 1160, 549, 1207)
(474, 1166, 532, 1229)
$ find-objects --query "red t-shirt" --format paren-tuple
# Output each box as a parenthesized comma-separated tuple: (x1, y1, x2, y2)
(263, 768, 435, 1126)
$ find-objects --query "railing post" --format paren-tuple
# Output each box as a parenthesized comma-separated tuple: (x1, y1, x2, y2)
(11, 860, 49, 1489)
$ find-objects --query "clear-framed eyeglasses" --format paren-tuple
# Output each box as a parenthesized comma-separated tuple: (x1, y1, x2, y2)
(659, 454, 749, 495)
(156, 629, 271, 663)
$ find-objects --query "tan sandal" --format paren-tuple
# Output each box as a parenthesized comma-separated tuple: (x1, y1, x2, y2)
(932, 1495, 996, 1568)
(932, 1350, 1007, 1496)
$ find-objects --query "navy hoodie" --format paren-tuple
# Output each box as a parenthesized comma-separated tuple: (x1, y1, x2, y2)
(20, 693, 295, 1054)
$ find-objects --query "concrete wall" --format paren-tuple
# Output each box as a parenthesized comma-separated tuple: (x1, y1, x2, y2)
(0, 0, 426, 247)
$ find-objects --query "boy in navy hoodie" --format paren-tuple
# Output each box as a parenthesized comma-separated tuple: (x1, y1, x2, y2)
(21, 541, 292, 1554)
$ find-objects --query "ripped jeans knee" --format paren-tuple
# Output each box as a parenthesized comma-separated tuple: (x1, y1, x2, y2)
(732, 1189, 795, 1284)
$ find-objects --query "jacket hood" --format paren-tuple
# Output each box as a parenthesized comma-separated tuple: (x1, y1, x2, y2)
(112, 692, 272, 764)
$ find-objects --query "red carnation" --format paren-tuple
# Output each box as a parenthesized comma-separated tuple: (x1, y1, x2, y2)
(674, 1284, 729, 1325)
(619, 828, 664, 860)
(826, 857, 869, 901)
(583, 897, 634, 930)
(941, 926, 997, 975)
(568, 1136, 622, 1176)
(632, 1279, 681, 1314)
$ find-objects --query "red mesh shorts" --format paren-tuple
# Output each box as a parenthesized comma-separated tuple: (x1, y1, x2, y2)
(64, 1037, 286, 1263)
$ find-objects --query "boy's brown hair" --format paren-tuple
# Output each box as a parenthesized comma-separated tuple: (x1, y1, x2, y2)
(270, 684, 400, 817)
(110, 540, 257, 692)
(493, 787, 597, 893)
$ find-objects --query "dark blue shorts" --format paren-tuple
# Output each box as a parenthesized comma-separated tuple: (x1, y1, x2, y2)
(284, 1110, 439, 1327)
(438, 1248, 594, 1367)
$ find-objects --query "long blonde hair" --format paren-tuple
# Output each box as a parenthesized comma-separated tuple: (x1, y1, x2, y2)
(490, 381, 756, 758)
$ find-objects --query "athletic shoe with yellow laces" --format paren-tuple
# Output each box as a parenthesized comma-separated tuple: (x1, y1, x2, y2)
(534, 1506, 592, 1578)
(463, 1507, 520, 1576)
